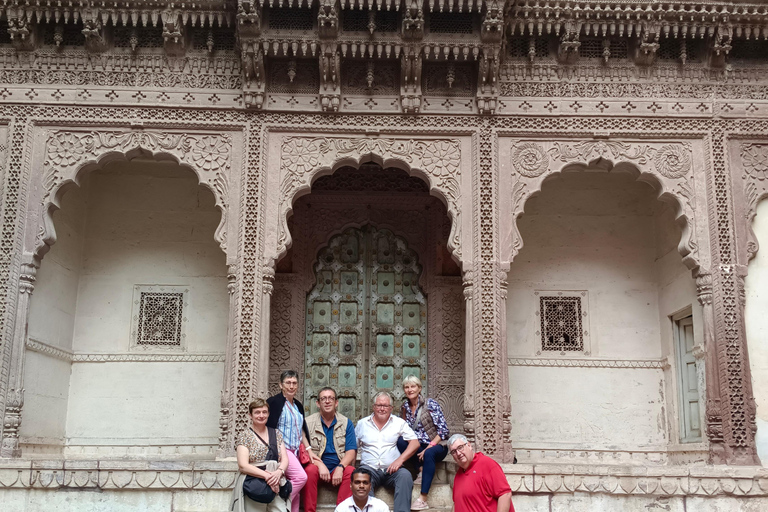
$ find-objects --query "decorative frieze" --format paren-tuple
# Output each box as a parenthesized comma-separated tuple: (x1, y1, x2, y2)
(500, 137, 701, 270)
(36, 129, 235, 260)
(0, 460, 766, 497)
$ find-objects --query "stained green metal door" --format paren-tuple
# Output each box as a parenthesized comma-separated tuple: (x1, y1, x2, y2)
(304, 226, 427, 420)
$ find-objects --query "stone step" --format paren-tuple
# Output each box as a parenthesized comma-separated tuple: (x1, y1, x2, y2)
(314, 462, 456, 511)
(316, 483, 454, 511)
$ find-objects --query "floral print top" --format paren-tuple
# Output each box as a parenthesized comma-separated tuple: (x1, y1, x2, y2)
(401, 396, 450, 444)
(236, 427, 285, 464)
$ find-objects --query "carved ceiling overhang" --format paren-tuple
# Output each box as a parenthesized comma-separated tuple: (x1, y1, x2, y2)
(3, 2, 768, 113)
(499, 137, 704, 272)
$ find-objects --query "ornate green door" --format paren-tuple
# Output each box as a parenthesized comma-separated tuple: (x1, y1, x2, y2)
(304, 226, 427, 420)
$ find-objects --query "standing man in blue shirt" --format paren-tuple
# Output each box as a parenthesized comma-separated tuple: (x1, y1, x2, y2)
(303, 387, 358, 512)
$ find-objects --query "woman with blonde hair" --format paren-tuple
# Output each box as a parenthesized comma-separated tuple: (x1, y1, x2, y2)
(398, 375, 450, 511)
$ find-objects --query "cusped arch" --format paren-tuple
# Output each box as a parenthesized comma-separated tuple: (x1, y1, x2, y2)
(276, 136, 464, 266)
(32, 129, 233, 265)
(506, 139, 702, 272)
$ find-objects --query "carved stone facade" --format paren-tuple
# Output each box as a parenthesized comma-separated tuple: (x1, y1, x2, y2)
(1, 1, 768, 510)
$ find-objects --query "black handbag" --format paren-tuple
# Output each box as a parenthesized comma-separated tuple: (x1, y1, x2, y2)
(242, 475, 292, 503)
(243, 475, 276, 504)
(243, 427, 292, 504)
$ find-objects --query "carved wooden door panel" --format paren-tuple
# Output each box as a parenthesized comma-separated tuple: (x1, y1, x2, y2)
(304, 226, 427, 420)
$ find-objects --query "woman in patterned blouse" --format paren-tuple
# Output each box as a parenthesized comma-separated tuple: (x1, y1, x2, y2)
(236, 399, 290, 511)
(398, 375, 451, 511)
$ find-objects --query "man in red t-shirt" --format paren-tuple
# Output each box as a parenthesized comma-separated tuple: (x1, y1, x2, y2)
(448, 434, 515, 512)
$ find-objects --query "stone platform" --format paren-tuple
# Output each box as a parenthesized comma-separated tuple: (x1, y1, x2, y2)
(1, 459, 768, 511)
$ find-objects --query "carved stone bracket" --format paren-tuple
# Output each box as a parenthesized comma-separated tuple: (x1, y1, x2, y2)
(319, 44, 341, 112)
(162, 10, 187, 56)
(35, 129, 233, 261)
(504, 138, 700, 271)
(237, 0, 264, 109)
(477, 45, 501, 115)
(635, 25, 660, 66)
(81, 9, 108, 53)
(6, 11, 36, 51)
(401, 46, 422, 114)
(276, 136, 463, 261)
(401, 6, 424, 41)
(317, 0, 339, 39)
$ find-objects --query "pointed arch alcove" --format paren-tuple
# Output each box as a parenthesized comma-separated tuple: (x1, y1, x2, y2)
(265, 161, 467, 433)
(5, 127, 242, 459)
(498, 136, 713, 465)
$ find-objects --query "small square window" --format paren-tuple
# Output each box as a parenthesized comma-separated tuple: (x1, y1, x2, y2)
(131, 285, 188, 349)
(536, 291, 589, 354)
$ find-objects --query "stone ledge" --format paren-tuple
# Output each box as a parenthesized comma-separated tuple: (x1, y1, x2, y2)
(1, 459, 767, 497)
(501, 463, 768, 497)
(0, 459, 238, 490)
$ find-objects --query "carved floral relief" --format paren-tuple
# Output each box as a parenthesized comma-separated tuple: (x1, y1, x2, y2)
(37, 129, 234, 257)
(504, 138, 700, 270)
(277, 136, 464, 261)
(739, 142, 768, 262)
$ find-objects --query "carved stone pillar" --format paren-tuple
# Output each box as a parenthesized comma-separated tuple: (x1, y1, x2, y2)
(696, 271, 725, 462)
(461, 267, 476, 443)
(218, 263, 239, 458)
(0, 262, 36, 458)
(497, 265, 514, 462)
(700, 266, 760, 464)
(256, 264, 275, 398)
(705, 132, 760, 465)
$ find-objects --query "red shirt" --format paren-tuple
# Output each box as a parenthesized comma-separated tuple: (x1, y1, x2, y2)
(452, 452, 515, 512)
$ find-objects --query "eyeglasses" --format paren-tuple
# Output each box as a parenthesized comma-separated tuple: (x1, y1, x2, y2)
(373, 404, 393, 409)
(318, 396, 336, 403)
(449, 442, 469, 456)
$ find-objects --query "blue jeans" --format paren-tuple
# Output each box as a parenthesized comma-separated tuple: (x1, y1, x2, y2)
(396, 436, 448, 495)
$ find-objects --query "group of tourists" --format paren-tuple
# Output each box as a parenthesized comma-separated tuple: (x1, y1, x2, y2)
(230, 370, 515, 512)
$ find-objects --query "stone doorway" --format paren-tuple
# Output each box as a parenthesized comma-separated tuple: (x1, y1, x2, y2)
(305, 225, 428, 420)
(269, 165, 466, 429)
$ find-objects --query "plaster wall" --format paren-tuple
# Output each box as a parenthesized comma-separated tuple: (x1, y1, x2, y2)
(28, 182, 88, 350)
(22, 182, 88, 446)
(745, 198, 768, 466)
(29, 161, 228, 453)
(506, 171, 696, 452)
